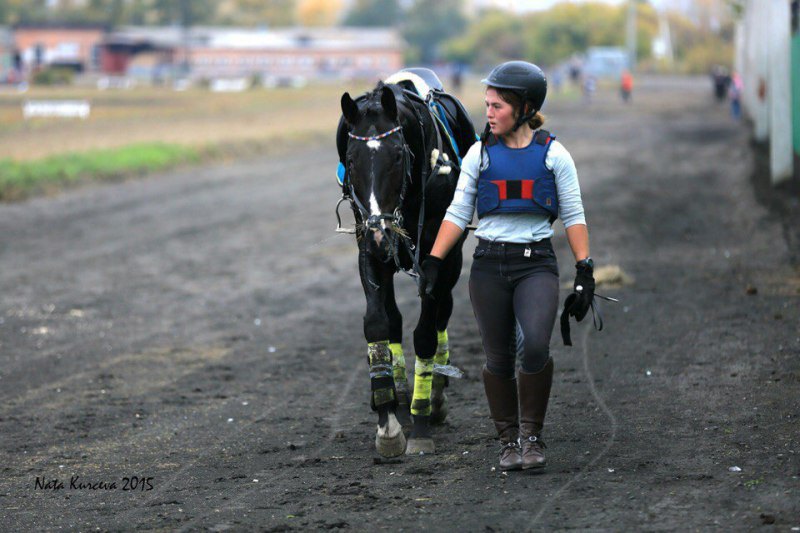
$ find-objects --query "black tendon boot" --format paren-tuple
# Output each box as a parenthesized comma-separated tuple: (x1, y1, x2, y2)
(482, 367, 522, 471)
(369, 342, 406, 457)
(517, 357, 553, 470)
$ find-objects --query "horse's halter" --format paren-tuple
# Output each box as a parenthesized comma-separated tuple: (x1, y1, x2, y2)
(343, 124, 416, 273)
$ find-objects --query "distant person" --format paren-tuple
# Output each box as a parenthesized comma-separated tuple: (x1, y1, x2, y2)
(552, 69, 563, 94)
(729, 72, 743, 120)
(620, 70, 633, 103)
(451, 62, 463, 93)
(582, 75, 596, 104)
(418, 61, 595, 472)
(711, 65, 730, 102)
(569, 56, 582, 85)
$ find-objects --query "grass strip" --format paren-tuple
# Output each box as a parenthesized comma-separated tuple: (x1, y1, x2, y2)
(0, 143, 202, 201)
(0, 128, 333, 202)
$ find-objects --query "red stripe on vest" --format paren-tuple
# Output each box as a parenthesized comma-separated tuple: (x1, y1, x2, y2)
(491, 180, 507, 200)
(521, 180, 534, 199)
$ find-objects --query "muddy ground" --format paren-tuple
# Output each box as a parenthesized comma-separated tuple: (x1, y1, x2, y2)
(1, 77, 798, 531)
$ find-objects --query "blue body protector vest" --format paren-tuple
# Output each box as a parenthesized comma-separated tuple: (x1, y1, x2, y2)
(476, 129, 558, 222)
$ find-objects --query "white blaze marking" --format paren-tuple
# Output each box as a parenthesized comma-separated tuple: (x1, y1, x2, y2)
(369, 191, 381, 217)
(367, 140, 382, 151)
(369, 190, 388, 244)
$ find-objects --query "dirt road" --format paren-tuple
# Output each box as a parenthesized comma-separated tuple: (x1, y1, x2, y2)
(1, 77, 798, 531)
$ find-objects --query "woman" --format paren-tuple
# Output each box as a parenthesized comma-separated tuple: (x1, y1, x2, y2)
(418, 61, 596, 471)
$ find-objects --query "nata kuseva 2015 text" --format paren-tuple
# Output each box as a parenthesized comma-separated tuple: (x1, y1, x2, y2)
(34, 475, 154, 491)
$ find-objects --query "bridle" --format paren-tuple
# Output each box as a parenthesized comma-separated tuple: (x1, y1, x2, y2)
(340, 124, 418, 275)
(334, 90, 456, 281)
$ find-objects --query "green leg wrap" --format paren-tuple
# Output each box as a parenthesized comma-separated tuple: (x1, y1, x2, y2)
(434, 329, 450, 388)
(411, 357, 434, 416)
(434, 330, 450, 366)
(368, 341, 396, 410)
(389, 342, 406, 383)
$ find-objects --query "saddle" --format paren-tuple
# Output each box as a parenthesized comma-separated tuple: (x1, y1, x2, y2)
(336, 68, 477, 187)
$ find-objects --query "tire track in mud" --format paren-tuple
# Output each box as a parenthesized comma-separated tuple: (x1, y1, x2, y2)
(0, 155, 329, 385)
(108, 390, 293, 526)
(63, 341, 357, 529)
(529, 323, 619, 526)
(524, 279, 707, 527)
(1, 343, 294, 506)
(171, 363, 363, 532)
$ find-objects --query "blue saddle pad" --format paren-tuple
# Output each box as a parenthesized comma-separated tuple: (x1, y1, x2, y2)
(337, 161, 346, 187)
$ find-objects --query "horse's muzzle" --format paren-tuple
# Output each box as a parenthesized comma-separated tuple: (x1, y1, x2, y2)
(369, 226, 392, 255)
(365, 214, 391, 246)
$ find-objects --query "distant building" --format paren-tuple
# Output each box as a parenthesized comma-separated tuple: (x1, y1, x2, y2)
(2, 24, 403, 83)
(13, 24, 106, 72)
(582, 47, 630, 79)
(0, 27, 16, 82)
(463, 0, 553, 15)
(100, 26, 405, 82)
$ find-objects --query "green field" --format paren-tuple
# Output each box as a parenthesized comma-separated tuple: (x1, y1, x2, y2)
(0, 82, 367, 199)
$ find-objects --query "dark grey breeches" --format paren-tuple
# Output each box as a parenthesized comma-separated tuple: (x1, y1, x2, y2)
(468, 239, 560, 378)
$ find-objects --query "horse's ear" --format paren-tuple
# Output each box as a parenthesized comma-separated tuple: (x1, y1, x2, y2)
(341, 92, 359, 126)
(381, 87, 397, 122)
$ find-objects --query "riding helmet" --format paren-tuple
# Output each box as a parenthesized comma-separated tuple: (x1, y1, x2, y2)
(482, 61, 547, 112)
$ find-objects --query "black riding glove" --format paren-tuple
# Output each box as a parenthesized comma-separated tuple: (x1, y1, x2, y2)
(418, 255, 443, 298)
(568, 259, 595, 321)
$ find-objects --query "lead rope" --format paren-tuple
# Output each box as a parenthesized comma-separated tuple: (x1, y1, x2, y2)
(560, 292, 619, 346)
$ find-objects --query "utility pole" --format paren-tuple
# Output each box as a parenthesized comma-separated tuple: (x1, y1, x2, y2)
(626, 0, 637, 72)
(180, 0, 191, 79)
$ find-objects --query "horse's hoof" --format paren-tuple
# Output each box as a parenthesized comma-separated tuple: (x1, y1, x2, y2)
(375, 412, 406, 458)
(405, 437, 435, 455)
(430, 390, 448, 425)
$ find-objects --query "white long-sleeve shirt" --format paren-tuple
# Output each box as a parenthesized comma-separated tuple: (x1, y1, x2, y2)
(443, 137, 586, 243)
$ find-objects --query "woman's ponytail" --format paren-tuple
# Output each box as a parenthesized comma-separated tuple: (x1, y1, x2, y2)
(528, 111, 546, 130)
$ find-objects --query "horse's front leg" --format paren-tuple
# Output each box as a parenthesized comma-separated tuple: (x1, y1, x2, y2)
(407, 295, 438, 454)
(359, 247, 406, 458)
(384, 277, 411, 427)
(429, 245, 464, 425)
(430, 291, 453, 425)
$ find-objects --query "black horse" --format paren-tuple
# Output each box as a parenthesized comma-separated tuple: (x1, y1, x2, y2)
(337, 72, 475, 456)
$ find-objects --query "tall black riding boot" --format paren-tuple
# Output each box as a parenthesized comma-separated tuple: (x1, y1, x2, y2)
(518, 357, 553, 470)
(482, 366, 522, 471)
